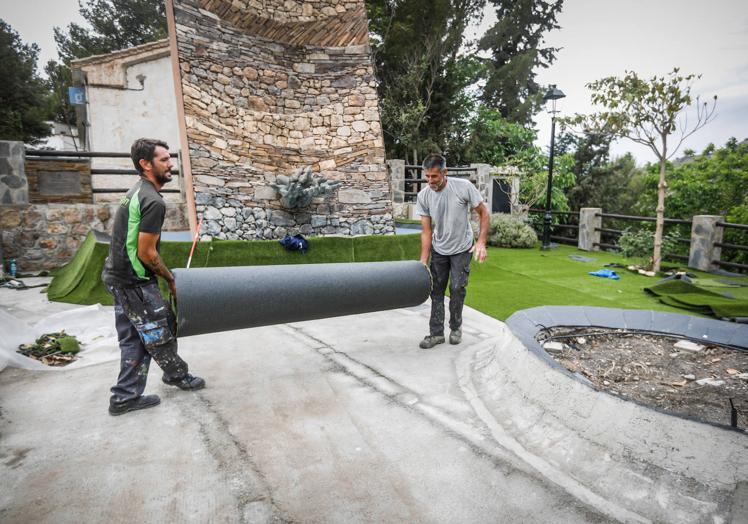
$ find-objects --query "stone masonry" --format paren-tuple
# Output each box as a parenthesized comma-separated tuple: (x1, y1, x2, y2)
(172, 0, 394, 240)
(0, 203, 189, 272)
(0, 141, 28, 205)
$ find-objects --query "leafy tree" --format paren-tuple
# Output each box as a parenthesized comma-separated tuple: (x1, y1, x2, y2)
(630, 138, 748, 265)
(456, 107, 574, 214)
(564, 69, 717, 272)
(44, 60, 77, 127)
(366, 0, 485, 163)
(478, 0, 564, 125)
(0, 20, 51, 142)
(54, 0, 167, 64)
(562, 132, 639, 213)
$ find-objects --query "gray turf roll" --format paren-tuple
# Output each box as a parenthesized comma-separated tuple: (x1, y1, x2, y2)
(173, 261, 431, 337)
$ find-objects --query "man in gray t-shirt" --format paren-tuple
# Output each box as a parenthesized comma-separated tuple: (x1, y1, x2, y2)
(415, 153, 489, 349)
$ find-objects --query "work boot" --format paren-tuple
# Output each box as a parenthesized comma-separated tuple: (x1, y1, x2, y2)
(162, 373, 206, 391)
(109, 394, 161, 416)
(419, 335, 445, 349)
(449, 328, 462, 345)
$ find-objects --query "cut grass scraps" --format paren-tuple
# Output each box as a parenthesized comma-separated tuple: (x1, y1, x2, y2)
(18, 331, 81, 366)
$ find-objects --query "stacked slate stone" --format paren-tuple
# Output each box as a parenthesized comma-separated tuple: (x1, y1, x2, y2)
(173, 0, 395, 240)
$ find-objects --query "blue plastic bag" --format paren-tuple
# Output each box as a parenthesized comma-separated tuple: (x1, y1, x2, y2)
(279, 234, 309, 254)
(588, 269, 620, 280)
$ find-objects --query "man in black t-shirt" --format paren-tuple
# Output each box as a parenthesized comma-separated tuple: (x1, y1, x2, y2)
(103, 138, 205, 416)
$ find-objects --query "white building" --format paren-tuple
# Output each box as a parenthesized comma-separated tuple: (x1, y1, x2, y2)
(71, 39, 182, 201)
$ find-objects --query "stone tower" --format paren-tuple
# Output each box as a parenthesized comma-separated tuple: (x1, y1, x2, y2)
(171, 0, 394, 239)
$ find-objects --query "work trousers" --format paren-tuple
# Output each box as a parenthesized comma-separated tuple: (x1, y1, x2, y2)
(428, 248, 472, 336)
(107, 281, 188, 404)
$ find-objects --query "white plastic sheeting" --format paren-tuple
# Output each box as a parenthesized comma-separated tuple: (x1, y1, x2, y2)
(0, 304, 119, 372)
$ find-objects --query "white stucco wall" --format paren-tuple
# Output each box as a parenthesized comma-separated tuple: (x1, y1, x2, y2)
(85, 55, 182, 202)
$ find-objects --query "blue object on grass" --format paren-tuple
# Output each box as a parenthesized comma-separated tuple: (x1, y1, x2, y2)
(589, 269, 620, 280)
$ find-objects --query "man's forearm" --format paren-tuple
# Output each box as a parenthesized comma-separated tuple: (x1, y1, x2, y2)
(141, 250, 173, 281)
(478, 209, 489, 244)
(420, 230, 432, 264)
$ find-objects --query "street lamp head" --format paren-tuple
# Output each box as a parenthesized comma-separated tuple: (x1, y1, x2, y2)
(543, 84, 566, 101)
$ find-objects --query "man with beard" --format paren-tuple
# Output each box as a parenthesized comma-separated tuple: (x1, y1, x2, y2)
(416, 153, 489, 349)
(102, 138, 204, 416)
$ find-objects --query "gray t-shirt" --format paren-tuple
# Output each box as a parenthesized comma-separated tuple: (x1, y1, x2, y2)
(415, 177, 483, 255)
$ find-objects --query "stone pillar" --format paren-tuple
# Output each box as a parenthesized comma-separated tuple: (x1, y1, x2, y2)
(0, 141, 28, 204)
(688, 215, 724, 271)
(510, 176, 520, 215)
(578, 208, 602, 251)
(469, 163, 491, 203)
(387, 159, 405, 203)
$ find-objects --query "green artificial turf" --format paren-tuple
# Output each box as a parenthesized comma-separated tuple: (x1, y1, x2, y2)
(47, 232, 421, 305)
(47, 233, 747, 320)
(465, 245, 748, 320)
(644, 279, 748, 318)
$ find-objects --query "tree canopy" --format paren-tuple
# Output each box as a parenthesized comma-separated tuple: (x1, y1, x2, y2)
(0, 19, 51, 142)
(54, 0, 167, 64)
(366, 0, 564, 164)
(478, 0, 563, 125)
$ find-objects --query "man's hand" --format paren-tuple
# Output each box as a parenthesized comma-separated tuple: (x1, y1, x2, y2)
(470, 240, 488, 263)
(167, 278, 177, 299)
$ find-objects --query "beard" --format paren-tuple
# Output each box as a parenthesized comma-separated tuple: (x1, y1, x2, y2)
(155, 168, 173, 185)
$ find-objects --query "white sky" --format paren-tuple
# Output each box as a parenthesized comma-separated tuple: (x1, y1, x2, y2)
(3, 0, 747, 164)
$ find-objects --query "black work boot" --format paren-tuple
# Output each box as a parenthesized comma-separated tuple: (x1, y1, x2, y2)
(162, 373, 206, 391)
(109, 394, 161, 416)
(419, 335, 445, 349)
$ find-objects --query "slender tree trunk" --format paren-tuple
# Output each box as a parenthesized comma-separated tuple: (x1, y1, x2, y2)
(652, 138, 667, 272)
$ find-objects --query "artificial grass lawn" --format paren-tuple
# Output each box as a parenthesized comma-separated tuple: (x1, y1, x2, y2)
(48, 233, 747, 320)
(47, 232, 421, 306)
(465, 244, 748, 321)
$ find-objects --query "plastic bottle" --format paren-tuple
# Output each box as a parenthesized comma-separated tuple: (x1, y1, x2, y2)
(9, 258, 17, 278)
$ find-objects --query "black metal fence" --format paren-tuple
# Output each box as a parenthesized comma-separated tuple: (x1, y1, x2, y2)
(403, 165, 477, 202)
(25, 149, 182, 194)
(528, 209, 748, 272)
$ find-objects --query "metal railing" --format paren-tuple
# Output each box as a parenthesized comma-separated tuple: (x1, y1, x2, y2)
(591, 212, 691, 262)
(403, 165, 477, 202)
(25, 149, 182, 194)
(528, 209, 578, 246)
(714, 221, 748, 271)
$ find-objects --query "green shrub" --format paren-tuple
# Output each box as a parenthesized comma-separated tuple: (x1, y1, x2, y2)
(487, 214, 538, 248)
(617, 228, 679, 263)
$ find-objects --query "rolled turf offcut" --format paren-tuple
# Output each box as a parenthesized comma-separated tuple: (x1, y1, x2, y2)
(173, 261, 431, 337)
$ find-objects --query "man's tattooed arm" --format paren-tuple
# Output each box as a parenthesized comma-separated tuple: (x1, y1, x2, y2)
(138, 231, 177, 297)
(142, 251, 173, 282)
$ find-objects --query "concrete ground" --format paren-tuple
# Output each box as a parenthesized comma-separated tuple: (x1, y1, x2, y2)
(0, 280, 744, 523)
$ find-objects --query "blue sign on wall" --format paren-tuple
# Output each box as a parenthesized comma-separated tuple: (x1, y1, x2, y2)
(68, 86, 86, 105)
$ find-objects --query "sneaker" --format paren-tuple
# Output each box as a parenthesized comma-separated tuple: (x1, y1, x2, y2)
(162, 373, 206, 391)
(109, 394, 161, 416)
(419, 335, 445, 349)
(449, 328, 462, 345)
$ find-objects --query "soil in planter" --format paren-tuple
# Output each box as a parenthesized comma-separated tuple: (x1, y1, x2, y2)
(538, 327, 748, 430)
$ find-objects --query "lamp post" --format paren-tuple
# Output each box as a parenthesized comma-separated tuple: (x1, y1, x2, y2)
(541, 84, 566, 250)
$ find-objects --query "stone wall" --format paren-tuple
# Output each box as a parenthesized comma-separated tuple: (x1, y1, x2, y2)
(0, 203, 189, 272)
(0, 141, 27, 205)
(173, 0, 394, 240)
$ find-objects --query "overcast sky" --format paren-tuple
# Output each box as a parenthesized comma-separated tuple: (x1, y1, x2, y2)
(3, 0, 747, 165)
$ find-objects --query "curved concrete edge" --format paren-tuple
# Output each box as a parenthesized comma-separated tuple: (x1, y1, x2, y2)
(506, 306, 748, 431)
(470, 306, 748, 522)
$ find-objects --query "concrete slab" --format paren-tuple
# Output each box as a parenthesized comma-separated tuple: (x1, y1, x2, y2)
(1, 285, 745, 523)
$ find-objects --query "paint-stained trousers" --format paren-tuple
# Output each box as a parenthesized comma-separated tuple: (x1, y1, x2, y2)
(428, 248, 472, 336)
(107, 281, 188, 404)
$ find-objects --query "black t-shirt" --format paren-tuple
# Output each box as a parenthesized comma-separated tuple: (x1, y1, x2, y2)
(102, 178, 165, 287)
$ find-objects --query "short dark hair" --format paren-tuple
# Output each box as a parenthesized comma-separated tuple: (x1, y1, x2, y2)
(131, 138, 169, 175)
(422, 153, 446, 171)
